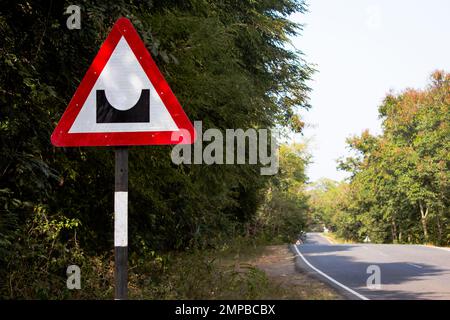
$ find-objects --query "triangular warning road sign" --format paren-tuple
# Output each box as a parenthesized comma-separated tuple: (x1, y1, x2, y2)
(51, 18, 195, 147)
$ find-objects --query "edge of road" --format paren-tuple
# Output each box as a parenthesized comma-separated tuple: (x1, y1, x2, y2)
(420, 244, 450, 253)
(290, 244, 369, 301)
(320, 233, 336, 244)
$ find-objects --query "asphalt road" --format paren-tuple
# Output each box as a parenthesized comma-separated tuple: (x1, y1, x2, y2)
(293, 233, 450, 300)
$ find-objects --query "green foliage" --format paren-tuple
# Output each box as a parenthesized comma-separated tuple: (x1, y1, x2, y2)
(0, 1, 312, 298)
(141, 250, 272, 300)
(3, 204, 86, 299)
(252, 144, 309, 242)
(313, 72, 449, 245)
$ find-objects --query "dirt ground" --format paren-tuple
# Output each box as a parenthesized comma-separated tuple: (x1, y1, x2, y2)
(249, 245, 344, 300)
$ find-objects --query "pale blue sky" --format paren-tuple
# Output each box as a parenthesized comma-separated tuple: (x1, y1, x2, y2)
(289, 0, 450, 182)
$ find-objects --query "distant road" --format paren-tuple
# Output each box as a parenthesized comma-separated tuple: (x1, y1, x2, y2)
(293, 233, 450, 300)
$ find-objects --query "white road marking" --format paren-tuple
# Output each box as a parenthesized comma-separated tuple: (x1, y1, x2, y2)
(293, 245, 369, 300)
(407, 263, 423, 269)
(368, 246, 388, 257)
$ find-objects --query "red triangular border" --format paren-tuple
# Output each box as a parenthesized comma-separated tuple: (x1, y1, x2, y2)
(51, 18, 196, 147)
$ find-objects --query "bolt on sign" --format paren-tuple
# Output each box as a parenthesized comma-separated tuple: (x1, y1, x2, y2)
(51, 17, 196, 299)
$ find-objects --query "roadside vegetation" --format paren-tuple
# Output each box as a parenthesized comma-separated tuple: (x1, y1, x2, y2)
(6, 238, 338, 300)
(320, 232, 354, 245)
(307, 72, 449, 246)
(0, 1, 313, 299)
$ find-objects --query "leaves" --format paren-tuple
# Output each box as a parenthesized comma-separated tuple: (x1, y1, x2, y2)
(0, 0, 312, 297)
(329, 72, 449, 245)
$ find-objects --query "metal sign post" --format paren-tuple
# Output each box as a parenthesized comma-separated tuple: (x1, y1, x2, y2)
(114, 147, 128, 299)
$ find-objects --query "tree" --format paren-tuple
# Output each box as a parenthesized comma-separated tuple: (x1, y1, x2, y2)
(335, 71, 449, 245)
(255, 143, 310, 242)
(0, 0, 313, 297)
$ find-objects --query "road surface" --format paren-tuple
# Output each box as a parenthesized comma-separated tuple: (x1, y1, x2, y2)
(293, 233, 450, 300)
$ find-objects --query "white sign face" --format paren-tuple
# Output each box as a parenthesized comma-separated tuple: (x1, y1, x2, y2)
(69, 37, 178, 133)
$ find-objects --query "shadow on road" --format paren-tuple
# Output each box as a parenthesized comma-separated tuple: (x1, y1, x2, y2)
(296, 244, 450, 300)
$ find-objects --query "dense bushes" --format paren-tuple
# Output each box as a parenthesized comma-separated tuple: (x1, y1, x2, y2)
(0, 1, 311, 298)
(254, 144, 309, 242)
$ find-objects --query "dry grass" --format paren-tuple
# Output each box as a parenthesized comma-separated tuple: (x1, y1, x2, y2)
(221, 245, 344, 300)
(322, 232, 355, 244)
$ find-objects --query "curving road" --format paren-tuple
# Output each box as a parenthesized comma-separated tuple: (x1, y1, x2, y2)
(293, 233, 450, 300)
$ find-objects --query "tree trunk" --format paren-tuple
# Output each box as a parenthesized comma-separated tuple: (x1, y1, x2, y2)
(419, 202, 429, 241)
(391, 219, 398, 243)
(436, 214, 443, 245)
(421, 218, 428, 241)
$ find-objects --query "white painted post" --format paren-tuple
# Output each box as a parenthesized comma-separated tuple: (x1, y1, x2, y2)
(114, 147, 128, 299)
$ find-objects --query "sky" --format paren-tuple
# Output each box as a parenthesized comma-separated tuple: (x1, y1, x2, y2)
(289, 0, 450, 182)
